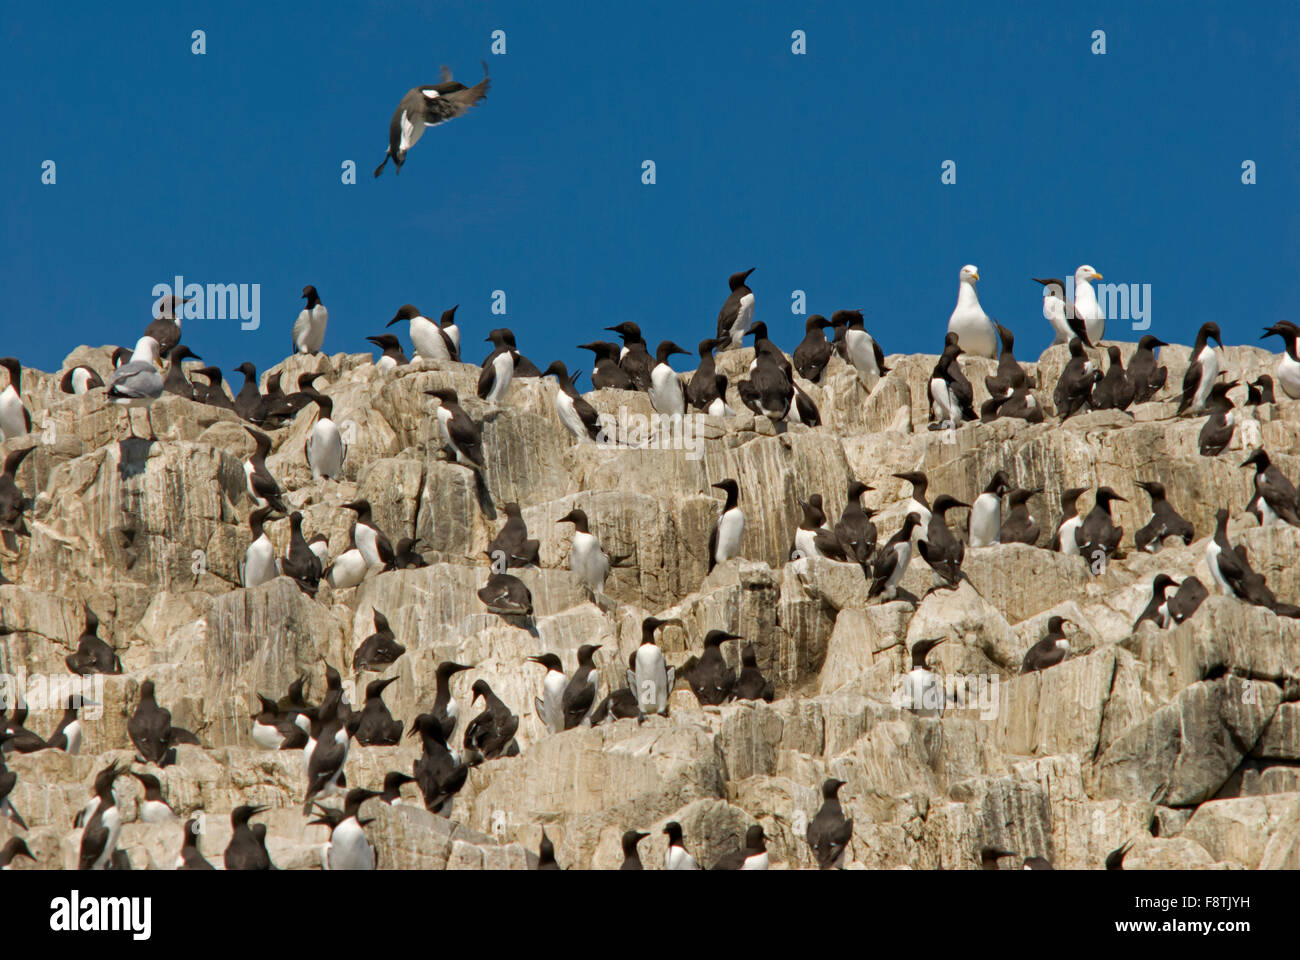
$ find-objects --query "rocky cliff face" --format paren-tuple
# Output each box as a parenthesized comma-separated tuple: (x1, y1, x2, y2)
(2, 338, 1299, 870)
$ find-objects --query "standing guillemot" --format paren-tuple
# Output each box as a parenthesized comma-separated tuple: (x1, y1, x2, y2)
(892, 470, 933, 532)
(242, 427, 287, 512)
(65, 604, 122, 675)
(919, 495, 967, 587)
(1000, 488, 1041, 545)
(1070, 265, 1106, 344)
(224, 804, 272, 870)
(129, 679, 191, 767)
(543, 361, 602, 440)
(946, 265, 996, 358)
(680, 630, 739, 706)
(735, 643, 774, 701)
(353, 608, 406, 672)
(293, 285, 328, 355)
(929, 338, 968, 429)
(425, 388, 485, 471)
(374, 61, 490, 177)
(1261, 321, 1300, 399)
(969, 471, 1010, 547)
(793, 496, 846, 560)
(648, 340, 689, 415)
(281, 511, 322, 597)
(59, 364, 105, 395)
(380, 771, 417, 804)
(578, 340, 635, 390)
(528, 653, 567, 735)
(1020, 616, 1073, 673)
(629, 616, 677, 716)
(242, 506, 277, 588)
(686, 338, 724, 410)
(715, 268, 757, 351)
(106, 336, 165, 439)
(1049, 486, 1089, 555)
(343, 499, 396, 571)
(431, 660, 472, 743)
(462, 679, 520, 762)
(834, 480, 877, 565)
(353, 676, 403, 746)
(487, 502, 540, 568)
(712, 824, 769, 870)
(176, 817, 215, 870)
(311, 787, 380, 870)
(737, 345, 793, 421)
(192, 365, 234, 409)
(558, 508, 616, 593)
(387, 304, 456, 361)
(144, 294, 189, 356)
(1241, 447, 1300, 527)
(837, 309, 889, 390)
(78, 761, 125, 870)
(1, 705, 46, 753)
(1033, 277, 1071, 344)
(232, 362, 268, 424)
(394, 537, 428, 569)
(46, 697, 88, 754)
(793, 316, 834, 383)
(708, 479, 745, 571)
(604, 322, 654, 391)
(561, 643, 602, 730)
(250, 693, 302, 750)
(161, 345, 201, 400)
(1134, 574, 1179, 630)
(807, 778, 854, 869)
(1078, 487, 1126, 568)
(130, 771, 177, 823)
(1197, 381, 1238, 456)
(1177, 321, 1224, 414)
(1168, 576, 1208, 624)
(663, 821, 699, 870)
(901, 638, 946, 717)
(366, 334, 409, 372)
(477, 571, 534, 616)
(984, 322, 1027, 398)
(1054, 337, 1099, 420)
(868, 512, 924, 601)
(303, 696, 353, 813)
(477, 329, 518, 404)
(1128, 334, 1169, 403)
(1134, 480, 1195, 551)
(1247, 374, 1274, 407)
(1090, 346, 1134, 411)
(619, 830, 649, 870)
(409, 714, 469, 816)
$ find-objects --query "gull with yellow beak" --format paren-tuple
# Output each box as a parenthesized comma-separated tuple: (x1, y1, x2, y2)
(946, 265, 997, 358)
(1071, 265, 1106, 344)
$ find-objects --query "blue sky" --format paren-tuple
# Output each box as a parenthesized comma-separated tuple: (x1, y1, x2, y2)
(3, 1, 1297, 381)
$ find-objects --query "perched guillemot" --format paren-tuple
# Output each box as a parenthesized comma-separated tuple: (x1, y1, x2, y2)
(1261, 321, 1300, 399)
(648, 340, 689, 415)
(225, 804, 272, 870)
(78, 761, 124, 870)
(1020, 616, 1073, 673)
(985, 322, 1028, 397)
(620, 830, 649, 870)
(130, 771, 177, 823)
(807, 778, 854, 869)
(561, 643, 602, 730)
(737, 344, 793, 421)
(1134, 480, 1195, 551)
(478, 571, 534, 617)
(367, 333, 409, 372)
(425, 387, 485, 471)
(408, 714, 469, 817)
(834, 480, 877, 565)
(47, 697, 88, 754)
(1241, 447, 1300, 527)
(707, 480, 745, 572)
(1, 704, 46, 752)
(250, 693, 302, 750)
(1054, 337, 1099, 420)
(685, 338, 722, 410)
(1090, 346, 1134, 411)
(431, 660, 472, 743)
(293, 285, 328, 354)
(528, 653, 567, 735)
(323, 536, 369, 590)
(918, 495, 968, 587)
(242, 427, 287, 513)
(1204, 509, 1245, 596)
(304, 388, 346, 480)
(381, 771, 417, 804)
(1198, 381, 1238, 456)
(242, 506, 277, 588)
(1134, 574, 1179, 630)
(735, 643, 774, 701)
(712, 824, 769, 870)
(983, 385, 1044, 424)
(544, 361, 602, 440)
(1070, 265, 1106, 343)
(791, 495, 842, 561)
(558, 508, 618, 593)
(1168, 576, 1209, 624)
(1000, 488, 1041, 545)
(106, 337, 165, 439)
(1177, 321, 1225, 414)
(537, 828, 562, 870)
(308, 533, 331, 568)
(929, 338, 968, 429)
(1078, 487, 1126, 567)
(793, 316, 834, 383)
(969, 471, 1010, 547)
(462, 679, 520, 762)
(65, 604, 122, 675)
(388, 304, 456, 362)
(715, 267, 757, 350)
(893, 471, 933, 534)
(193, 365, 234, 409)
(354, 676, 403, 746)
(176, 817, 215, 870)
(946, 265, 996, 358)
(353, 608, 406, 672)
(663, 821, 699, 870)
(578, 340, 636, 390)
(232, 362, 268, 424)
(901, 638, 946, 717)
(0, 445, 35, 537)
(488, 502, 539, 568)
(868, 513, 923, 601)
(837, 309, 889, 390)
(281, 511, 323, 597)
(303, 697, 353, 813)
(1247, 374, 1274, 407)
(1050, 486, 1089, 555)
(160, 345, 201, 400)
(680, 630, 739, 706)
(311, 787, 380, 870)
(1033, 277, 1071, 344)
(0, 837, 35, 869)
(128, 679, 186, 767)
(344, 499, 396, 571)
(59, 364, 105, 395)
(1128, 335, 1169, 403)
(629, 616, 677, 716)
(374, 61, 490, 177)
(477, 329, 518, 404)
(394, 537, 428, 569)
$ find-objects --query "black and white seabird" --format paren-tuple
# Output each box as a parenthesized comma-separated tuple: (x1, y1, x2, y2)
(685, 338, 723, 410)
(579, 340, 635, 390)
(1241, 447, 1300, 527)
(1206, 508, 1246, 598)
(0, 358, 31, 443)
(663, 821, 699, 870)
(0, 837, 34, 870)
(409, 710, 469, 816)
(46, 698, 87, 754)
(561, 644, 602, 730)
(106, 337, 165, 439)
(929, 338, 968, 429)
(969, 471, 1010, 547)
(834, 480, 877, 566)
(143, 294, 188, 357)
(65, 604, 122, 675)
(293, 285, 328, 355)
(836, 309, 889, 390)
(394, 537, 428, 569)
(1054, 337, 1099, 420)
(1177, 321, 1225, 415)
(869, 513, 923, 601)
(604, 323, 655, 391)
(367, 333, 409, 372)
(1034, 277, 1071, 343)
(1049, 486, 1089, 555)
(529, 653, 567, 735)
(712, 824, 769, 870)
(303, 696, 353, 813)
(715, 268, 757, 351)
(1077, 487, 1126, 568)
(1198, 381, 1238, 456)
(250, 693, 302, 750)
(176, 817, 215, 870)
(792, 495, 845, 561)
(558, 508, 615, 593)
(374, 62, 490, 177)
(1090, 346, 1134, 411)
(432, 660, 472, 744)
(1127, 334, 1169, 403)
(425, 387, 485, 471)
(591, 651, 644, 725)
(738, 344, 793, 422)
(984, 322, 1028, 397)
(0, 743, 27, 829)
(242, 427, 287, 512)
(488, 502, 540, 568)
(1261, 321, 1300, 399)
(232, 362, 268, 424)
(192, 365, 234, 409)
(1134, 480, 1195, 551)
(478, 572, 535, 617)
(648, 340, 689, 415)
(59, 364, 105, 395)
(1070, 265, 1106, 343)
(344, 499, 396, 571)
(1247, 374, 1275, 407)
(629, 616, 677, 715)
(354, 676, 403, 746)
(462, 679, 520, 762)
(620, 829, 649, 870)
(242, 506, 277, 588)
(1, 704, 45, 753)
(387, 304, 457, 362)
(0, 445, 35, 538)
(160, 345, 201, 400)
(78, 761, 125, 870)
(543, 361, 602, 440)
(381, 771, 417, 805)
(680, 630, 739, 706)
(902, 637, 946, 716)
(1134, 573, 1179, 630)
(735, 643, 775, 701)
(304, 388, 346, 480)
(1000, 488, 1041, 545)
(807, 778, 854, 869)
(130, 771, 177, 823)
(791, 317, 833, 383)
(477, 329, 519, 404)
(919, 495, 967, 587)
(311, 787, 380, 870)
(947, 264, 996, 358)
(225, 805, 272, 870)
(1019, 616, 1073, 673)
(707, 479, 746, 573)
(1168, 576, 1209, 624)
(128, 679, 176, 766)
(353, 608, 406, 672)
(282, 511, 323, 597)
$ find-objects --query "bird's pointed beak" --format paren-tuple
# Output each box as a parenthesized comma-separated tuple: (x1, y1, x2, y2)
(1093, 272, 1103, 280)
